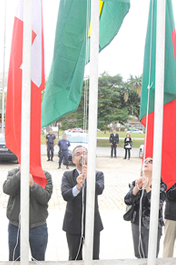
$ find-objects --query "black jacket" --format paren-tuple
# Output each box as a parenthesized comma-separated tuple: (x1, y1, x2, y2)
(124, 137, 132, 149)
(3, 168, 53, 228)
(124, 180, 167, 229)
(165, 183, 176, 221)
(61, 169, 104, 234)
(109, 133, 119, 145)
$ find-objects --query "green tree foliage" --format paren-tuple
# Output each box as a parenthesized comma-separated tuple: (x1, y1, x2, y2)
(56, 73, 141, 130)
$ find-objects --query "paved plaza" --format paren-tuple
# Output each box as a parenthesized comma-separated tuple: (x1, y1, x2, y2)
(0, 148, 174, 262)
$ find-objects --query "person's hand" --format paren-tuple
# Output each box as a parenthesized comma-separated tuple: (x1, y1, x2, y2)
(29, 174, 34, 187)
(82, 165, 87, 180)
(76, 173, 85, 190)
(136, 177, 143, 189)
(133, 177, 143, 195)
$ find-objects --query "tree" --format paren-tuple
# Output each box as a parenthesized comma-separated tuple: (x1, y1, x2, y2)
(56, 72, 141, 129)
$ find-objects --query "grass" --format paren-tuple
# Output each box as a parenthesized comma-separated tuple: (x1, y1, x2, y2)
(97, 139, 144, 148)
(42, 132, 144, 148)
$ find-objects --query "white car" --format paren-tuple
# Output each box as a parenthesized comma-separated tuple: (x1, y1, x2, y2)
(62, 131, 88, 165)
(130, 129, 143, 134)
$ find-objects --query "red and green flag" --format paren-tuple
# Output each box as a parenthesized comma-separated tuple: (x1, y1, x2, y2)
(41, 0, 130, 128)
(140, 0, 176, 190)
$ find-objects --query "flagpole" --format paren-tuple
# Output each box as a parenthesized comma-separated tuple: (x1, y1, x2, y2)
(20, 0, 32, 263)
(84, 0, 99, 264)
(2, 0, 7, 134)
(147, 0, 166, 264)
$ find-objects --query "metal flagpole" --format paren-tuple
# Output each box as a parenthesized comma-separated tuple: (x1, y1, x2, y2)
(20, 0, 32, 263)
(2, 0, 7, 134)
(84, 0, 99, 264)
(147, 0, 166, 264)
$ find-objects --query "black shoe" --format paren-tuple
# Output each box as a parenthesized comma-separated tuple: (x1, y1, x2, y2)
(47, 159, 50, 161)
(51, 158, 53, 162)
(66, 165, 69, 169)
(58, 166, 61, 169)
(123, 158, 126, 159)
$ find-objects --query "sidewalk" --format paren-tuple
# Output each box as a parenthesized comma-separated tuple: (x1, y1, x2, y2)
(0, 155, 175, 262)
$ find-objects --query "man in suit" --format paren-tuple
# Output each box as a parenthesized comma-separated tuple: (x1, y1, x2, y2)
(61, 145, 104, 260)
(109, 129, 119, 158)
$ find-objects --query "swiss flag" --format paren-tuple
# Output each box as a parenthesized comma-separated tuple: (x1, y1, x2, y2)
(5, 0, 47, 188)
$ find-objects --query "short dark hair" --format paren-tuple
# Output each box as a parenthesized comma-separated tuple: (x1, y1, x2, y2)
(72, 145, 88, 159)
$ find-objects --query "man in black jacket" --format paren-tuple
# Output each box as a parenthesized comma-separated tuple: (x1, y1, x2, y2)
(3, 167, 53, 261)
(61, 145, 104, 260)
(109, 129, 119, 158)
(163, 183, 176, 257)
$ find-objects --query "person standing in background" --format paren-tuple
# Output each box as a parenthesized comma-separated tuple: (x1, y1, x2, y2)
(109, 129, 119, 158)
(124, 133, 133, 160)
(46, 128, 56, 161)
(58, 133, 70, 169)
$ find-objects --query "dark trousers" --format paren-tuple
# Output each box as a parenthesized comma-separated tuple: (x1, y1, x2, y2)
(8, 223, 48, 261)
(111, 144, 117, 157)
(131, 223, 162, 258)
(66, 232, 100, 260)
(47, 144, 54, 159)
(124, 148, 131, 159)
(59, 150, 69, 165)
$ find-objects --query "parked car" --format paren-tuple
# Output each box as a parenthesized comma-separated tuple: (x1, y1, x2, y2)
(139, 143, 144, 159)
(0, 133, 18, 163)
(130, 129, 143, 134)
(62, 130, 88, 165)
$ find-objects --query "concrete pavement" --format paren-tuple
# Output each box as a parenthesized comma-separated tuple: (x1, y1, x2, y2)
(0, 152, 175, 263)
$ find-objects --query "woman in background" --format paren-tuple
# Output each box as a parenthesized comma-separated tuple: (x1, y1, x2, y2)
(124, 133, 132, 160)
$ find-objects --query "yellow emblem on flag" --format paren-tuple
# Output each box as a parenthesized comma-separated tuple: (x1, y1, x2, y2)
(88, 0, 104, 38)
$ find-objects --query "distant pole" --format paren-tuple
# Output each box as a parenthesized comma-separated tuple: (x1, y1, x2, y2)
(2, 0, 7, 134)
(147, 0, 166, 264)
(20, 0, 32, 264)
(84, 0, 99, 264)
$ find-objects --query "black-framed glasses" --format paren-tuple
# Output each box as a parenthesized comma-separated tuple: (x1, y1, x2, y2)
(143, 159, 153, 164)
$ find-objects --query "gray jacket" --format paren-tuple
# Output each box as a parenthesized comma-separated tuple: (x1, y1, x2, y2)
(3, 168, 53, 228)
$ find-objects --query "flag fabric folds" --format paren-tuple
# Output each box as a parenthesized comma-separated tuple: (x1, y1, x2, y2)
(140, 0, 176, 190)
(5, 0, 47, 188)
(41, 0, 130, 128)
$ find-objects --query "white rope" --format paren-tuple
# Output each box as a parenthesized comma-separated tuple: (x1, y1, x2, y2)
(138, 189, 145, 258)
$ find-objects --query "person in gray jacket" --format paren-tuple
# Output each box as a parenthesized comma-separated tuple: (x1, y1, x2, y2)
(3, 167, 53, 261)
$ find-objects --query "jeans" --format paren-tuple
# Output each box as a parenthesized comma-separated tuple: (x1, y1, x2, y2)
(8, 223, 48, 261)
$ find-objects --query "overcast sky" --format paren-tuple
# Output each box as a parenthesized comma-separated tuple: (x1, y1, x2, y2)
(0, 0, 176, 82)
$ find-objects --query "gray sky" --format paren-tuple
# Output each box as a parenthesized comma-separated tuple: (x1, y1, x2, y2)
(0, 0, 176, 82)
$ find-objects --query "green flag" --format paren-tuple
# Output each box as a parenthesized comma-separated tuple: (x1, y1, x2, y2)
(42, 0, 130, 127)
